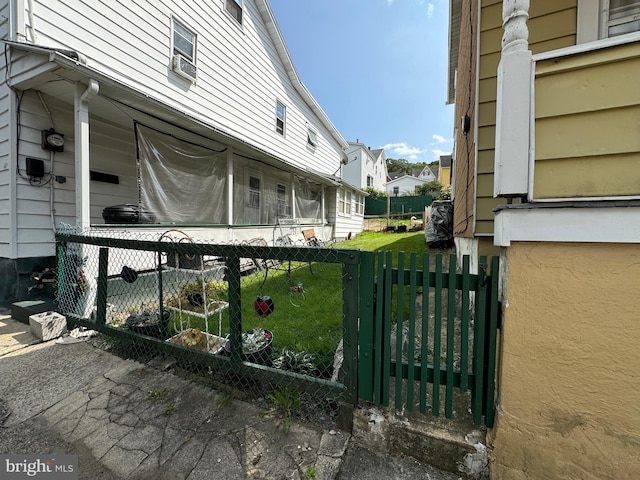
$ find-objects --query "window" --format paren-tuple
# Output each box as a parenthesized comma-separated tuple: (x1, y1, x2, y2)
(393, 186, 400, 196)
(276, 183, 288, 215)
(339, 189, 352, 215)
(248, 175, 261, 209)
(173, 19, 195, 61)
(307, 128, 318, 147)
(355, 194, 364, 214)
(605, 0, 640, 36)
(225, 0, 243, 25)
(366, 175, 373, 187)
(275, 101, 286, 136)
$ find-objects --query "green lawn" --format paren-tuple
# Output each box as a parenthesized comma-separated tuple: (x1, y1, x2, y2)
(160, 230, 430, 376)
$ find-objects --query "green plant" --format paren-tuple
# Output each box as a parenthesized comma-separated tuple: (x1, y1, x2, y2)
(304, 466, 317, 479)
(264, 388, 301, 433)
(148, 388, 171, 401)
(272, 349, 317, 376)
(163, 402, 175, 416)
(217, 393, 234, 408)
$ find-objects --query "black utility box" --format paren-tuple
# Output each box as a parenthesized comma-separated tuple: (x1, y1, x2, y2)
(102, 204, 155, 224)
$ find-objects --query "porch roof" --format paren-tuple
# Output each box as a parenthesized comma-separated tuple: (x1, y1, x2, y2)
(4, 41, 342, 188)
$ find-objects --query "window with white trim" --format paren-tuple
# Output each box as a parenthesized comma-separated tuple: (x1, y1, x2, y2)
(248, 175, 261, 209)
(276, 183, 288, 215)
(602, 0, 640, 37)
(225, 0, 243, 25)
(307, 128, 318, 147)
(173, 19, 196, 61)
(366, 175, 373, 187)
(355, 193, 364, 214)
(339, 189, 352, 215)
(276, 101, 286, 136)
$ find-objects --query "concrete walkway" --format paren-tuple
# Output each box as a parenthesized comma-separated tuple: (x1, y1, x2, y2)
(0, 312, 462, 479)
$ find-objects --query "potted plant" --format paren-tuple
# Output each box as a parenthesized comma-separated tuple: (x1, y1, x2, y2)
(125, 307, 170, 339)
(224, 327, 273, 366)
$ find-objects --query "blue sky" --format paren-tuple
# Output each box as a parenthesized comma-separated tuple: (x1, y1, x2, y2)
(268, 0, 454, 164)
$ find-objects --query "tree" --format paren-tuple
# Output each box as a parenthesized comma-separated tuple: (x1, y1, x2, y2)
(386, 158, 412, 175)
(364, 187, 386, 198)
(415, 180, 445, 198)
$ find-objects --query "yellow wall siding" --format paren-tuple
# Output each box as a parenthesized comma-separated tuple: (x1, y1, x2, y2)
(535, 153, 640, 198)
(533, 45, 640, 199)
(476, 0, 577, 235)
(491, 242, 640, 479)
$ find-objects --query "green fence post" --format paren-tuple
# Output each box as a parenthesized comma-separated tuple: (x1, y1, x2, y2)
(394, 251, 405, 410)
(460, 255, 471, 392)
(406, 253, 417, 411)
(445, 253, 457, 418)
(343, 251, 360, 407)
(419, 252, 430, 413)
(358, 251, 375, 401)
(227, 253, 243, 364)
(374, 251, 385, 404)
(472, 256, 488, 425)
(484, 256, 500, 428)
(96, 248, 109, 327)
(432, 254, 443, 416)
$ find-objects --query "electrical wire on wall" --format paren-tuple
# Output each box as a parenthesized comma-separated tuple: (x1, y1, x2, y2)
(453, 0, 475, 236)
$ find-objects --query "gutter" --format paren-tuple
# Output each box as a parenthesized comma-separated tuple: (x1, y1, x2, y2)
(4, 41, 342, 188)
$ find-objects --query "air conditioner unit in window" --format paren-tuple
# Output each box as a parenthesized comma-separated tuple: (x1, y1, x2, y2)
(172, 54, 197, 82)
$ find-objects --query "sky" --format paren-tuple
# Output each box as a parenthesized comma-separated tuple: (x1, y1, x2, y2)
(268, 0, 454, 165)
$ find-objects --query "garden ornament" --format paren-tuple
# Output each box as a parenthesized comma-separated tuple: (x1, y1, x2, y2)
(254, 295, 275, 317)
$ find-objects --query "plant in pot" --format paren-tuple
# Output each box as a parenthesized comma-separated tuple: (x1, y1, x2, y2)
(224, 327, 273, 366)
(125, 304, 170, 339)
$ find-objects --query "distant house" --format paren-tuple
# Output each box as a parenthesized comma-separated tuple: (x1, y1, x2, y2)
(0, 0, 362, 305)
(438, 155, 452, 186)
(342, 142, 388, 191)
(385, 174, 431, 196)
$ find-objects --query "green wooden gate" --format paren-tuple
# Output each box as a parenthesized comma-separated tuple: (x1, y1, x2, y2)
(357, 253, 499, 427)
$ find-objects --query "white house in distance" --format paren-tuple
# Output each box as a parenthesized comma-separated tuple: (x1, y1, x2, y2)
(0, 0, 364, 305)
(385, 165, 437, 196)
(342, 141, 388, 191)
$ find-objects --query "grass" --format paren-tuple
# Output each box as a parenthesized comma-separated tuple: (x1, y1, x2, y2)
(124, 230, 430, 376)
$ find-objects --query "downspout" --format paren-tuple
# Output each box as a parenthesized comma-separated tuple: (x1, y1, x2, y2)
(74, 79, 99, 230)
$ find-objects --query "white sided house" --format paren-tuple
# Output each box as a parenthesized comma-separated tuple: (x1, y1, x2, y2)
(342, 142, 388, 191)
(0, 0, 363, 305)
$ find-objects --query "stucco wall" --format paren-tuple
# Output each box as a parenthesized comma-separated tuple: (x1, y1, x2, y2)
(490, 241, 640, 479)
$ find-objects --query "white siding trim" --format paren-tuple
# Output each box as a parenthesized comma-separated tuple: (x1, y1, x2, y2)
(577, 0, 601, 43)
(494, 206, 640, 246)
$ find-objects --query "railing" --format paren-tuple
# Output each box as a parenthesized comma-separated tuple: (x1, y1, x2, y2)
(358, 253, 499, 427)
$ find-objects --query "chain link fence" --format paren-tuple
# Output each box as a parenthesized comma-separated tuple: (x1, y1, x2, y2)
(55, 225, 359, 429)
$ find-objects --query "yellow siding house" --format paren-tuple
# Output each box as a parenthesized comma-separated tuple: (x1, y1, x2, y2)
(449, 1, 640, 478)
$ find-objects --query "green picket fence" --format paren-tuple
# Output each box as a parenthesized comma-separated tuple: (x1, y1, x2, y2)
(358, 252, 499, 427)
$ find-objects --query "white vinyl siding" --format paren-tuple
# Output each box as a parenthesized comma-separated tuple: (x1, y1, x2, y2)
(27, 0, 343, 175)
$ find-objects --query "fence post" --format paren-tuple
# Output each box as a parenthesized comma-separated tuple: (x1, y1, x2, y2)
(96, 247, 109, 327)
(227, 253, 243, 364)
(342, 252, 360, 405)
(358, 251, 375, 401)
(483, 256, 500, 428)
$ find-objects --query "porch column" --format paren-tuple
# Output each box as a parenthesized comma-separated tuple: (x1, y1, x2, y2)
(74, 79, 99, 229)
(493, 0, 531, 200)
(226, 147, 234, 225)
(290, 173, 296, 219)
